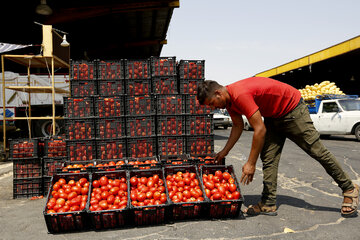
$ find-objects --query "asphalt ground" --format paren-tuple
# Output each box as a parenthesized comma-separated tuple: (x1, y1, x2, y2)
(0, 128, 359, 240)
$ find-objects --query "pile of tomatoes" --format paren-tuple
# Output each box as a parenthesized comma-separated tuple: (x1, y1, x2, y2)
(89, 176, 128, 211)
(130, 174, 167, 206)
(46, 177, 89, 214)
(166, 171, 204, 203)
(202, 170, 241, 201)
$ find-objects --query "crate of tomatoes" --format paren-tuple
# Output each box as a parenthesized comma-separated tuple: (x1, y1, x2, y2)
(94, 159, 127, 172)
(127, 157, 161, 170)
(129, 168, 170, 226)
(200, 165, 244, 219)
(88, 170, 130, 230)
(43, 172, 90, 233)
(164, 165, 207, 221)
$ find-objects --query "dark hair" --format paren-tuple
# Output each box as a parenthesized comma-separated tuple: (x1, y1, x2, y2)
(197, 80, 223, 105)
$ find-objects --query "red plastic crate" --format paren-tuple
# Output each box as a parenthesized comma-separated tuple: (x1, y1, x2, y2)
(43, 157, 66, 176)
(199, 165, 244, 219)
(178, 60, 205, 79)
(164, 165, 207, 220)
(127, 137, 156, 158)
(13, 177, 43, 199)
(64, 97, 94, 118)
(96, 139, 126, 160)
(125, 95, 155, 116)
(186, 94, 211, 114)
(9, 138, 38, 159)
(186, 135, 214, 156)
(179, 79, 204, 95)
(157, 136, 185, 156)
(150, 56, 176, 77)
(65, 118, 95, 140)
(88, 170, 130, 229)
(94, 96, 125, 117)
(13, 157, 42, 179)
(155, 94, 185, 115)
(126, 79, 151, 95)
(95, 117, 126, 139)
(152, 76, 178, 94)
(70, 80, 97, 97)
(124, 59, 150, 79)
(44, 136, 67, 157)
(129, 168, 171, 226)
(98, 79, 125, 96)
(66, 140, 96, 162)
(156, 115, 185, 136)
(43, 172, 90, 233)
(126, 115, 155, 137)
(186, 114, 213, 135)
(70, 60, 97, 80)
(97, 60, 124, 80)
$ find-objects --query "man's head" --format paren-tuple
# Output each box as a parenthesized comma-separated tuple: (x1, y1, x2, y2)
(197, 80, 229, 110)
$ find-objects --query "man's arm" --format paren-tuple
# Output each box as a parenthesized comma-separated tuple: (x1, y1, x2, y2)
(240, 110, 266, 185)
(215, 113, 244, 163)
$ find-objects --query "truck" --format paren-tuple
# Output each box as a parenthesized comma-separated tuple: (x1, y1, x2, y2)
(307, 95, 360, 141)
(1, 71, 69, 138)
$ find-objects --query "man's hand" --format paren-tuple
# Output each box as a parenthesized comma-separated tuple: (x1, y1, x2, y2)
(215, 150, 227, 165)
(240, 161, 256, 185)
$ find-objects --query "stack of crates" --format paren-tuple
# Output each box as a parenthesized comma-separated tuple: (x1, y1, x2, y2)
(10, 138, 43, 198)
(124, 59, 157, 159)
(177, 60, 214, 158)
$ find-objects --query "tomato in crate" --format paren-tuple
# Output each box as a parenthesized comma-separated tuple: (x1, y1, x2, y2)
(98, 80, 124, 96)
(178, 60, 205, 80)
(44, 136, 66, 157)
(61, 161, 95, 173)
(186, 94, 211, 114)
(127, 137, 156, 158)
(156, 94, 185, 115)
(152, 76, 178, 94)
(9, 138, 38, 159)
(70, 80, 97, 97)
(127, 157, 161, 170)
(94, 96, 125, 118)
(97, 60, 124, 80)
(95, 117, 126, 139)
(159, 154, 191, 166)
(186, 114, 213, 135)
(64, 97, 94, 118)
(126, 116, 155, 137)
(96, 139, 126, 160)
(70, 60, 97, 80)
(13, 177, 43, 199)
(126, 79, 151, 96)
(12, 157, 42, 179)
(125, 95, 155, 116)
(150, 56, 176, 77)
(65, 118, 95, 140)
(66, 140, 96, 162)
(124, 59, 150, 79)
(94, 159, 127, 172)
(186, 135, 214, 156)
(156, 115, 185, 136)
(43, 157, 66, 176)
(157, 136, 185, 156)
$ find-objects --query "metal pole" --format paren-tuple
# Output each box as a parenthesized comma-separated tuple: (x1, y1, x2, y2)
(2, 55, 6, 153)
(52, 56, 55, 135)
(27, 61, 32, 139)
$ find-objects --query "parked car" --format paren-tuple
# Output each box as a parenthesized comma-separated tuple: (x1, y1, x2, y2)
(242, 115, 253, 130)
(213, 109, 232, 129)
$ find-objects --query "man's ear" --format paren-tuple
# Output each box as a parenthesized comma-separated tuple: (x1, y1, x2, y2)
(214, 89, 222, 97)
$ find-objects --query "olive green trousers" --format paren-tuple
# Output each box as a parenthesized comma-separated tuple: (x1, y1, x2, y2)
(260, 101, 354, 205)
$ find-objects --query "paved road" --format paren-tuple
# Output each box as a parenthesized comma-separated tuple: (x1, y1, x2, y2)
(0, 128, 359, 239)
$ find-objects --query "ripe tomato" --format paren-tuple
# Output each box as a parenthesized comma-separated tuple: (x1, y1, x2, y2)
(223, 172, 231, 180)
(92, 180, 100, 188)
(229, 183, 237, 193)
(130, 177, 138, 186)
(99, 176, 109, 186)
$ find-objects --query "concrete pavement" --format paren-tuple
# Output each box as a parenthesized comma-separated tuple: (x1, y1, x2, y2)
(0, 128, 359, 240)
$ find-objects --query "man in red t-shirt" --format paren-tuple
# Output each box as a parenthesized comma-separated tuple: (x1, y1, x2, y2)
(197, 77, 358, 217)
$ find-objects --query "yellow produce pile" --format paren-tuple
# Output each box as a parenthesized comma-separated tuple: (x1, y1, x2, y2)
(299, 81, 345, 101)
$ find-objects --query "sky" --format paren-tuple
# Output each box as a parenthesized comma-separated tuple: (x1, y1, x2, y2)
(161, 0, 360, 86)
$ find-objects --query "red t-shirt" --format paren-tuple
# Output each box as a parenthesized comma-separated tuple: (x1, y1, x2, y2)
(225, 77, 301, 119)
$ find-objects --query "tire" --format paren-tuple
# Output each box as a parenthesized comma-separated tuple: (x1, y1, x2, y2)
(34, 120, 61, 137)
(244, 123, 250, 131)
(355, 125, 360, 141)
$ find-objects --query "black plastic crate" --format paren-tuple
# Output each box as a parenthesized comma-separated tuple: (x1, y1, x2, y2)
(96, 139, 126, 160)
(125, 95, 155, 116)
(9, 138, 39, 159)
(88, 170, 130, 229)
(64, 97, 94, 118)
(70, 60, 97, 80)
(152, 76, 178, 94)
(12, 157, 42, 179)
(60, 161, 95, 173)
(66, 140, 96, 162)
(129, 168, 171, 226)
(43, 176, 52, 197)
(186, 114, 213, 135)
(70, 80, 97, 97)
(43, 157, 66, 176)
(127, 157, 161, 170)
(97, 60, 124, 80)
(43, 172, 90, 233)
(124, 59, 151, 79)
(199, 165, 244, 219)
(95, 117, 126, 139)
(179, 79, 204, 95)
(94, 96, 125, 117)
(186, 135, 214, 156)
(125, 79, 151, 96)
(126, 115, 155, 137)
(98, 79, 125, 96)
(157, 136, 185, 157)
(159, 154, 191, 166)
(156, 115, 185, 136)
(189, 153, 223, 165)
(150, 56, 177, 77)
(127, 137, 156, 158)
(93, 159, 127, 172)
(13, 177, 43, 199)
(155, 94, 186, 115)
(186, 94, 212, 114)
(164, 165, 207, 220)
(65, 118, 95, 140)
(178, 60, 205, 80)
(44, 136, 67, 157)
